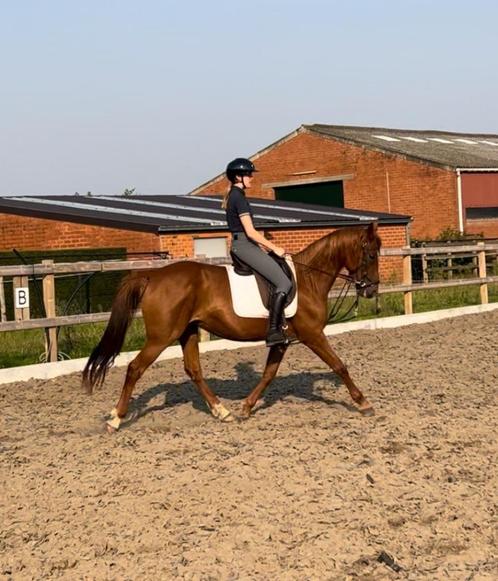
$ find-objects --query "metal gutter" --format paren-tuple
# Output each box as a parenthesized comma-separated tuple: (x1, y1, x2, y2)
(456, 169, 464, 233)
(157, 216, 411, 234)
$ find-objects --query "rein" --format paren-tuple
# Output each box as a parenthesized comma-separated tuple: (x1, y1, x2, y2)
(289, 255, 361, 324)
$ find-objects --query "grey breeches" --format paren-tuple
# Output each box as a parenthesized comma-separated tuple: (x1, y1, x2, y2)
(231, 233, 293, 295)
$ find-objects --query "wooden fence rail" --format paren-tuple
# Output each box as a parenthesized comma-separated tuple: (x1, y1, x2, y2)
(1, 243, 497, 363)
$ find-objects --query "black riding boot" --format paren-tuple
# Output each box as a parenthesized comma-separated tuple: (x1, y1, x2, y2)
(266, 291, 289, 347)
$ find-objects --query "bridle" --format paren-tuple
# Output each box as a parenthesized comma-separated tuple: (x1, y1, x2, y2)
(290, 240, 379, 293)
(348, 240, 380, 295)
(289, 240, 379, 323)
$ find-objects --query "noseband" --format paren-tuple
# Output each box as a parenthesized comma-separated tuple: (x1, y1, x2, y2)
(348, 241, 379, 294)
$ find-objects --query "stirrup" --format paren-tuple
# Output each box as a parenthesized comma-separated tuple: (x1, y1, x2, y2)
(265, 329, 289, 347)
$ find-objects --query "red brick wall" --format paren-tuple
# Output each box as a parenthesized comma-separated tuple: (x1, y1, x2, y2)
(266, 225, 405, 282)
(159, 232, 231, 258)
(0, 213, 405, 281)
(195, 130, 458, 239)
(0, 213, 160, 255)
(159, 225, 405, 282)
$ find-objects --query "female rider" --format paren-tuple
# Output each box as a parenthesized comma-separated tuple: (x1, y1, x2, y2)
(222, 158, 292, 347)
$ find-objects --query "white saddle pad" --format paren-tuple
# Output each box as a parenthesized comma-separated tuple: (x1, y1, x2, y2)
(225, 258, 298, 319)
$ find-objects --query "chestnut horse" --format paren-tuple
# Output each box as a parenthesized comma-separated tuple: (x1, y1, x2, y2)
(83, 222, 381, 430)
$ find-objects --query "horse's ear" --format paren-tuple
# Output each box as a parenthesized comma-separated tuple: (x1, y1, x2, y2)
(366, 221, 378, 240)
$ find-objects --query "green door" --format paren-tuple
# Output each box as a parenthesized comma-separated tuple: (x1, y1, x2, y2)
(274, 181, 344, 207)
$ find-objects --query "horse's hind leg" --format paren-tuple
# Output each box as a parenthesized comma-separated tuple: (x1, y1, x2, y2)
(180, 324, 233, 422)
(302, 332, 374, 415)
(107, 339, 169, 432)
(241, 344, 288, 419)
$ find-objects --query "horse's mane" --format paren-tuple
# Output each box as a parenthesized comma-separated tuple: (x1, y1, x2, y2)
(295, 227, 362, 262)
(293, 226, 381, 276)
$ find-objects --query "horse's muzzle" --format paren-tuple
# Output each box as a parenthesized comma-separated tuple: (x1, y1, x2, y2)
(356, 281, 379, 299)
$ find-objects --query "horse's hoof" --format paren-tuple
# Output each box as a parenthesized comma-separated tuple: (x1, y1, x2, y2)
(106, 414, 122, 432)
(240, 403, 252, 419)
(211, 403, 234, 422)
(360, 405, 375, 417)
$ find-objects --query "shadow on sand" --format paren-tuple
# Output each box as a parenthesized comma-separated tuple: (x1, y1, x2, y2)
(113, 361, 360, 429)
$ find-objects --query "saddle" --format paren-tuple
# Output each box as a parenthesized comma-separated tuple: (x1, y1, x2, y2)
(229, 250, 297, 311)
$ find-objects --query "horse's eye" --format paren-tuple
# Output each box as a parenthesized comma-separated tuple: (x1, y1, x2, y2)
(369, 253, 376, 260)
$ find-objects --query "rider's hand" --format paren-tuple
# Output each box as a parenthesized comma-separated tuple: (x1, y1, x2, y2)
(273, 246, 286, 257)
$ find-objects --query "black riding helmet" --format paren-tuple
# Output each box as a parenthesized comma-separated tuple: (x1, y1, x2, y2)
(226, 158, 258, 184)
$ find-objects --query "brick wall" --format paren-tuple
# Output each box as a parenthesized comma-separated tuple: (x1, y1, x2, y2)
(0, 213, 160, 255)
(465, 219, 498, 238)
(195, 130, 458, 239)
(160, 225, 406, 282)
(0, 213, 405, 281)
(265, 225, 405, 282)
(159, 231, 231, 258)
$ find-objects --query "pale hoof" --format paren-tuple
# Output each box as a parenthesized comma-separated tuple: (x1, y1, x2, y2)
(211, 402, 234, 422)
(106, 414, 122, 431)
(106, 408, 122, 432)
(359, 402, 375, 416)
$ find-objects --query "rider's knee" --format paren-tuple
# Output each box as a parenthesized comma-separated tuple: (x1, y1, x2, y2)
(278, 279, 292, 296)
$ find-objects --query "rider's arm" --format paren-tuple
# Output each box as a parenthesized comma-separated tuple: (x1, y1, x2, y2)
(240, 214, 286, 256)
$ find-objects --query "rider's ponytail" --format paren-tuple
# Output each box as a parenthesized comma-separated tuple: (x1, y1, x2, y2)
(221, 183, 231, 209)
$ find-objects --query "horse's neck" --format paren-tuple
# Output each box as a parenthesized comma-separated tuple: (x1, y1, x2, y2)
(297, 235, 345, 296)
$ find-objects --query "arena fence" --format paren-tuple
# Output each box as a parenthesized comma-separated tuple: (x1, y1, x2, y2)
(0, 243, 497, 363)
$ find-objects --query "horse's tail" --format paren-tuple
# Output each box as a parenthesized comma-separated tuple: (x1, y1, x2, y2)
(82, 273, 148, 394)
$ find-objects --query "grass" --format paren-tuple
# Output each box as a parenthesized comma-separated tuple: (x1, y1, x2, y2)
(0, 319, 147, 369)
(1, 284, 497, 369)
(329, 283, 498, 322)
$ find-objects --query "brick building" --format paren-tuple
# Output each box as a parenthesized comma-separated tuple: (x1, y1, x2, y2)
(191, 124, 498, 239)
(0, 194, 409, 281)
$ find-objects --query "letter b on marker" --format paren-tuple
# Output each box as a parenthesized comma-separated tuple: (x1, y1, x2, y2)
(15, 287, 30, 309)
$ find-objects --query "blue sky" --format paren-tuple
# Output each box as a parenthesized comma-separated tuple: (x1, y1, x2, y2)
(1, 0, 497, 195)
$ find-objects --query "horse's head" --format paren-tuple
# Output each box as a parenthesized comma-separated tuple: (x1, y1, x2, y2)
(345, 222, 381, 298)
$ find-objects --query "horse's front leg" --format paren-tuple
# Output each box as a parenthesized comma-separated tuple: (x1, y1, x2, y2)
(241, 344, 288, 418)
(301, 331, 374, 415)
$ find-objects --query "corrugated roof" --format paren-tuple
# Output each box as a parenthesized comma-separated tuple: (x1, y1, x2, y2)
(304, 124, 498, 169)
(0, 194, 410, 233)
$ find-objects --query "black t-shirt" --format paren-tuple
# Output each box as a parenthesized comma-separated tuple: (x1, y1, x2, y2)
(225, 186, 253, 233)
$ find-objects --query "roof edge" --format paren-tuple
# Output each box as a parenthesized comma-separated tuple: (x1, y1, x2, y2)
(188, 126, 305, 196)
(158, 216, 411, 234)
(304, 123, 498, 139)
(302, 125, 458, 170)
